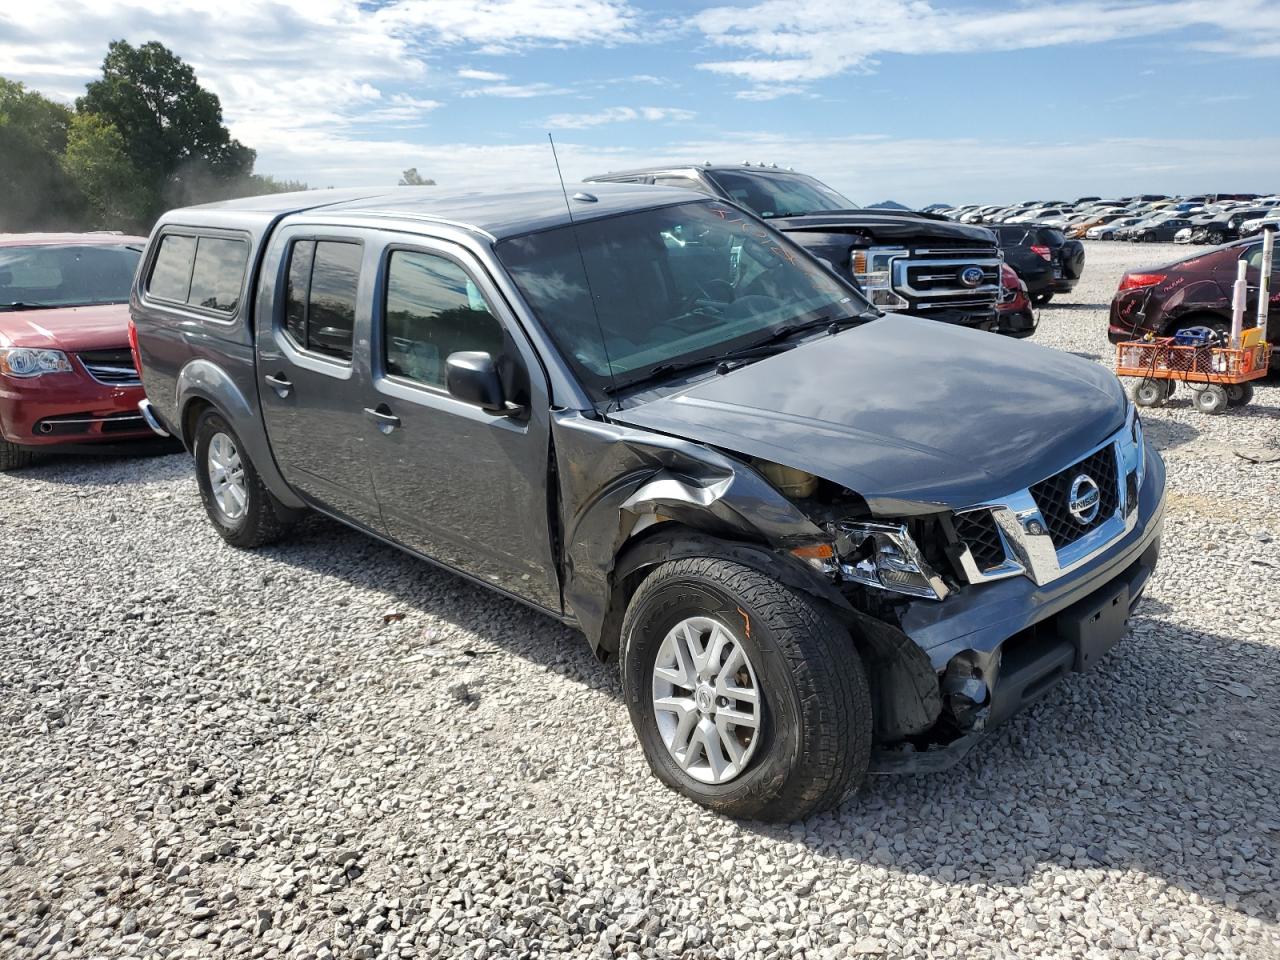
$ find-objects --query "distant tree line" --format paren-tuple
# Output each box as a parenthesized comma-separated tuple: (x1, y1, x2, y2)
(0, 41, 307, 234)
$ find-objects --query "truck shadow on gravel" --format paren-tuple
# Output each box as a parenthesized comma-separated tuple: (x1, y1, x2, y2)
(274, 515, 1277, 919)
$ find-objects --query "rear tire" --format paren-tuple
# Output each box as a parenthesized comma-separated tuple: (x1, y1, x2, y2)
(1226, 383, 1254, 407)
(0, 438, 36, 472)
(193, 409, 296, 548)
(620, 557, 871, 821)
(1132, 378, 1167, 407)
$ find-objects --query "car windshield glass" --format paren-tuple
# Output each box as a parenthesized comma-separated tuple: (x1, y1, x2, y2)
(704, 170, 856, 218)
(0, 243, 142, 309)
(496, 200, 867, 398)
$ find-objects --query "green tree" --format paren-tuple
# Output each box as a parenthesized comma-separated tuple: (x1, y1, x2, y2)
(60, 113, 149, 229)
(77, 40, 255, 216)
(398, 168, 435, 186)
(0, 78, 86, 230)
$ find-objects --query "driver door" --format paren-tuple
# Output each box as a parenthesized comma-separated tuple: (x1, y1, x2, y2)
(363, 239, 561, 612)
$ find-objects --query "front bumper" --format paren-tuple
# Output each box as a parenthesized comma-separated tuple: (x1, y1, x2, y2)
(0, 373, 152, 447)
(872, 441, 1166, 772)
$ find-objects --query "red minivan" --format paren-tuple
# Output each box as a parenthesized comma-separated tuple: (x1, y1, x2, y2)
(1, 233, 155, 470)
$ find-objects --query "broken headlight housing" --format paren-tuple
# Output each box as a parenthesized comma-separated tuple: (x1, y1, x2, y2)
(850, 246, 908, 311)
(829, 520, 950, 601)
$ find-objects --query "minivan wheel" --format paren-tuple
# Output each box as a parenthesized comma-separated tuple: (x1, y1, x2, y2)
(620, 557, 871, 821)
(193, 409, 295, 548)
(0, 438, 36, 472)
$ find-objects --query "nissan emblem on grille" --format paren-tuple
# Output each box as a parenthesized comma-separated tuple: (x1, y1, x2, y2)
(1068, 474, 1101, 524)
(958, 266, 984, 288)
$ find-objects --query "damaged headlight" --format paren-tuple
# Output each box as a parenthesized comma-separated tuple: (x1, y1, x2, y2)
(850, 246, 909, 311)
(829, 521, 950, 601)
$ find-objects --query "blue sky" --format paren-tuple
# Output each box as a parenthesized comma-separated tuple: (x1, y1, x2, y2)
(2, 0, 1278, 205)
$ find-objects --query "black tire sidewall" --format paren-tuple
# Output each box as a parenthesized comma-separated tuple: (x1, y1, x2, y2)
(193, 410, 254, 537)
(622, 574, 802, 809)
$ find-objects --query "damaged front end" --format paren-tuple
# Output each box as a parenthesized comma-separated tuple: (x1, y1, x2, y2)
(554, 386, 1164, 776)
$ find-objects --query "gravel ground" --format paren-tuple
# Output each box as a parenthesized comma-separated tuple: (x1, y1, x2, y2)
(2, 240, 1278, 960)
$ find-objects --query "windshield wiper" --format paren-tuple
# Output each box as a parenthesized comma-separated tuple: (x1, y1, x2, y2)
(603, 313, 867, 395)
(0, 301, 53, 311)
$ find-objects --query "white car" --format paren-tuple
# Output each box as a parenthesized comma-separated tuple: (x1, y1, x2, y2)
(1174, 227, 1194, 244)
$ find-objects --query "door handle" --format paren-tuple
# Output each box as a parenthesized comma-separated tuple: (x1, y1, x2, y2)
(364, 405, 401, 432)
(264, 372, 293, 397)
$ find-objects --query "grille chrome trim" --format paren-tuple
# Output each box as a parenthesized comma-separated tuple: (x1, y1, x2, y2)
(953, 417, 1145, 588)
(77, 349, 141, 387)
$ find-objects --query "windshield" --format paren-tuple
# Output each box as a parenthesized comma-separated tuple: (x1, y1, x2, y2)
(496, 200, 866, 398)
(0, 243, 142, 309)
(704, 170, 856, 218)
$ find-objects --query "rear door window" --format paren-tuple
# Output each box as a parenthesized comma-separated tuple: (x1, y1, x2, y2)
(282, 239, 362, 362)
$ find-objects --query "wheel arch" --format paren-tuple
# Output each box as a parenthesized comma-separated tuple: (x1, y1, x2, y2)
(176, 358, 306, 510)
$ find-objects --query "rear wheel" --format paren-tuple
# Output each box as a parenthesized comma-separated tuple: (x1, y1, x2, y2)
(620, 557, 871, 821)
(1132, 378, 1168, 407)
(0, 438, 36, 472)
(1226, 383, 1254, 407)
(193, 409, 296, 547)
(1192, 384, 1229, 415)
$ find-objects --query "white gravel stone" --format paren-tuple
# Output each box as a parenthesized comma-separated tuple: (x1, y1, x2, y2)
(1, 241, 1278, 959)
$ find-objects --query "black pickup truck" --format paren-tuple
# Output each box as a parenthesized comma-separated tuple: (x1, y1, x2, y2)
(585, 164, 1004, 330)
(131, 185, 1165, 821)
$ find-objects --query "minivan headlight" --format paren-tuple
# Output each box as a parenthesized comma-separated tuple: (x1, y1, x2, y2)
(850, 246, 909, 311)
(827, 520, 950, 601)
(0, 348, 74, 378)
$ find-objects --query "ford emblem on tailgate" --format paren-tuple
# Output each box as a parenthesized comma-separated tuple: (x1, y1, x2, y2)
(1068, 474, 1101, 524)
(958, 265, 985, 287)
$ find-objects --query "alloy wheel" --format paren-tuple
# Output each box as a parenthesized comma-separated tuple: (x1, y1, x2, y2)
(207, 432, 248, 521)
(651, 616, 762, 784)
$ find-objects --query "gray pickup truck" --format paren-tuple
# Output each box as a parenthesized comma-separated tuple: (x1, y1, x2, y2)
(131, 185, 1165, 820)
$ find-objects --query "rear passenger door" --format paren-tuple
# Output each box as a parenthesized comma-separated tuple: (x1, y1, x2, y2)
(255, 230, 383, 529)
(363, 239, 561, 611)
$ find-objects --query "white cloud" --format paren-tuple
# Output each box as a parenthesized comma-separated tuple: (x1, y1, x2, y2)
(543, 105, 696, 128)
(461, 82, 573, 98)
(378, 0, 640, 52)
(457, 68, 508, 81)
(693, 0, 1280, 96)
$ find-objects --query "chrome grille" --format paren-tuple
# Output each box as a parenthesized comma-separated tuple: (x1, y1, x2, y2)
(77, 348, 140, 386)
(892, 252, 1002, 310)
(1029, 446, 1120, 549)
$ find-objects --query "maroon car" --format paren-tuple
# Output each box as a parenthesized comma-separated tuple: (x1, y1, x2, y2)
(1108, 236, 1280, 366)
(1, 233, 154, 470)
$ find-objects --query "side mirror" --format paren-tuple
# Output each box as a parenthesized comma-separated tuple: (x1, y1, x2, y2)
(446, 351, 517, 414)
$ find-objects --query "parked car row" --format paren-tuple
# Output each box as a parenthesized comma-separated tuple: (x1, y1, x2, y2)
(935, 194, 1280, 247)
(3, 178, 1168, 822)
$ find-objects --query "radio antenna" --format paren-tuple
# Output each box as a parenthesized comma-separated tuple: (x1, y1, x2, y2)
(548, 133, 618, 399)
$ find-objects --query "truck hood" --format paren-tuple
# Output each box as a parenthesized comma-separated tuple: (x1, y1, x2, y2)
(769, 210, 998, 247)
(0, 303, 132, 351)
(609, 316, 1127, 514)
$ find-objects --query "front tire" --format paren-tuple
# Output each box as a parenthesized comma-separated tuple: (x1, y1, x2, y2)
(0, 438, 36, 472)
(620, 557, 871, 821)
(1192, 384, 1229, 415)
(193, 409, 295, 548)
